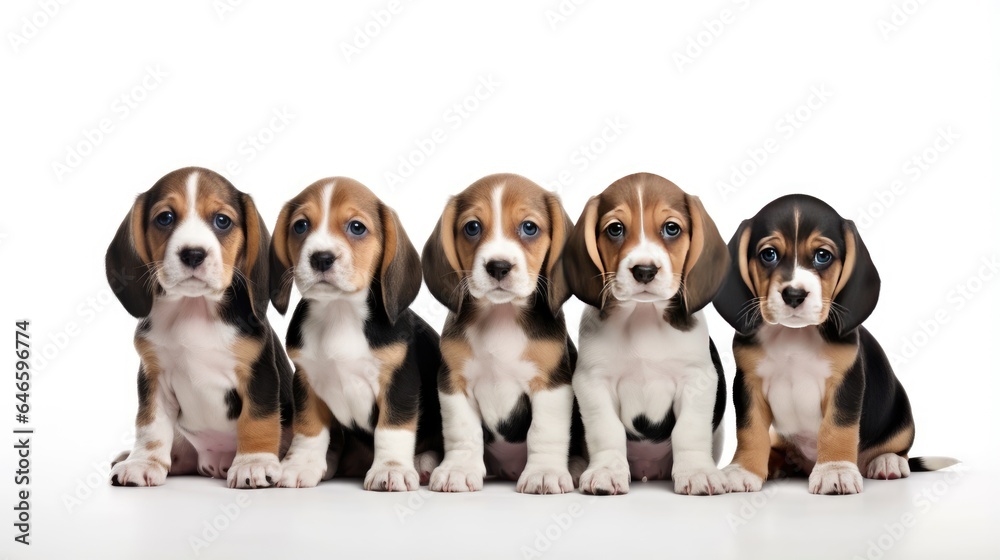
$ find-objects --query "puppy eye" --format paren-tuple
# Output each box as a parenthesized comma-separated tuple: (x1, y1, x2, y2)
(661, 222, 681, 238)
(463, 221, 482, 238)
(814, 249, 833, 267)
(519, 221, 539, 238)
(214, 214, 232, 230)
(347, 220, 367, 236)
(155, 211, 175, 227)
(292, 219, 309, 235)
(759, 248, 779, 265)
(606, 222, 624, 239)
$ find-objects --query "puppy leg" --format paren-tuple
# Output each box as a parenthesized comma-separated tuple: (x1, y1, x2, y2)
(279, 371, 335, 488)
(671, 365, 728, 496)
(228, 357, 284, 489)
(517, 385, 574, 494)
(110, 367, 176, 487)
(723, 368, 773, 493)
(430, 391, 487, 492)
(574, 372, 630, 495)
(365, 352, 423, 492)
(809, 401, 862, 494)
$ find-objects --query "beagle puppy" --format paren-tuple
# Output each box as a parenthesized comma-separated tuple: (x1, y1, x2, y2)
(422, 173, 578, 494)
(106, 167, 293, 488)
(269, 178, 443, 491)
(563, 173, 730, 495)
(713, 194, 957, 495)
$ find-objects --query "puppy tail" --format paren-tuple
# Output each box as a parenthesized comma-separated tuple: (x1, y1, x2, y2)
(908, 456, 961, 472)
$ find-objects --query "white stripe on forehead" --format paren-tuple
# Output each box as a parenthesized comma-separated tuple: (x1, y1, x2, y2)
(637, 185, 645, 243)
(491, 183, 505, 240)
(186, 170, 200, 215)
(320, 181, 335, 231)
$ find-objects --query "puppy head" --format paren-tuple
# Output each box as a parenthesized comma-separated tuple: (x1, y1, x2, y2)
(422, 174, 573, 313)
(269, 178, 420, 323)
(564, 173, 728, 316)
(713, 194, 879, 335)
(106, 167, 269, 318)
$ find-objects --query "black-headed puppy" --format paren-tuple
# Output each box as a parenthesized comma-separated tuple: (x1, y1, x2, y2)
(714, 194, 957, 494)
(422, 173, 579, 494)
(269, 177, 443, 491)
(106, 166, 292, 488)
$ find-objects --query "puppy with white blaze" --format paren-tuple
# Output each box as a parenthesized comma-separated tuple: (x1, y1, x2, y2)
(269, 177, 443, 491)
(106, 167, 293, 489)
(713, 194, 958, 495)
(422, 173, 581, 494)
(563, 173, 731, 495)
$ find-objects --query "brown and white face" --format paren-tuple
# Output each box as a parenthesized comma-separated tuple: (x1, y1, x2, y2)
(422, 174, 573, 311)
(714, 194, 880, 335)
(564, 173, 728, 315)
(269, 178, 421, 321)
(105, 167, 268, 318)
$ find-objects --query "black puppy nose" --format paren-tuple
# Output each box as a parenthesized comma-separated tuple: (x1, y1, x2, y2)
(631, 265, 659, 284)
(310, 251, 336, 272)
(485, 260, 513, 281)
(179, 248, 207, 268)
(781, 287, 809, 308)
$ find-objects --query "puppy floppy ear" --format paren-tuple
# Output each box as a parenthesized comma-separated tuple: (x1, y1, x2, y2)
(378, 204, 421, 324)
(106, 194, 154, 318)
(268, 202, 294, 315)
(563, 196, 605, 309)
(830, 220, 880, 336)
(421, 198, 462, 313)
(679, 194, 730, 314)
(542, 192, 574, 313)
(713, 219, 760, 335)
(239, 193, 272, 319)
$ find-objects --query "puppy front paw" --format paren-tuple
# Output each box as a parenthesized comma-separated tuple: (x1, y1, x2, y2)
(722, 464, 764, 493)
(227, 452, 281, 489)
(517, 466, 573, 495)
(429, 461, 486, 492)
(110, 458, 168, 487)
(809, 461, 863, 495)
(673, 467, 729, 496)
(364, 462, 419, 492)
(579, 461, 630, 496)
(865, 453, 910, 480)
(278, 453, 328, 488)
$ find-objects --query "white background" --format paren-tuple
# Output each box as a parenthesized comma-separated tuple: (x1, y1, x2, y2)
(2, 1, 998, 559)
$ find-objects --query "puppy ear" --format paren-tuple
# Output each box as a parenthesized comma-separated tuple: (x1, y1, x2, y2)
(542, 192, 574, 313)
(680, 194, 730, 314)
(239, 193, 272, 319)
(563, 196, 605, 309)
(378, 204, 421, 325)
(831, 220, 880, 336)
(421, 198, 462, 313)
(268, 202, 294, 315)
(712, 219, 760, 335)
(106, 194, 154, 318)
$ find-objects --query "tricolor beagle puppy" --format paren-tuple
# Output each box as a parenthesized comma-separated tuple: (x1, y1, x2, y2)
(269, 178, 443, 491)
(713, 194, 957, 494)
(422, 173, 579, 494)
(106, 167, 293, 488)
(564, 173, 730, 495)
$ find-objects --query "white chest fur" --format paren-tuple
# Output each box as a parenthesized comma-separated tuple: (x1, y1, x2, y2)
(462, 305, 539, 431)
(578, 305, 713, 433)
(294, 298, 380, 431)
(754, 324, 833, 462)
(145, 297, 239, 451)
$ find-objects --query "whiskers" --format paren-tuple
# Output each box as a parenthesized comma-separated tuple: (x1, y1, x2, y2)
(737, 296, 766, 327)
(824, 299, 848, 332)
(596, 271, 618, 308)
